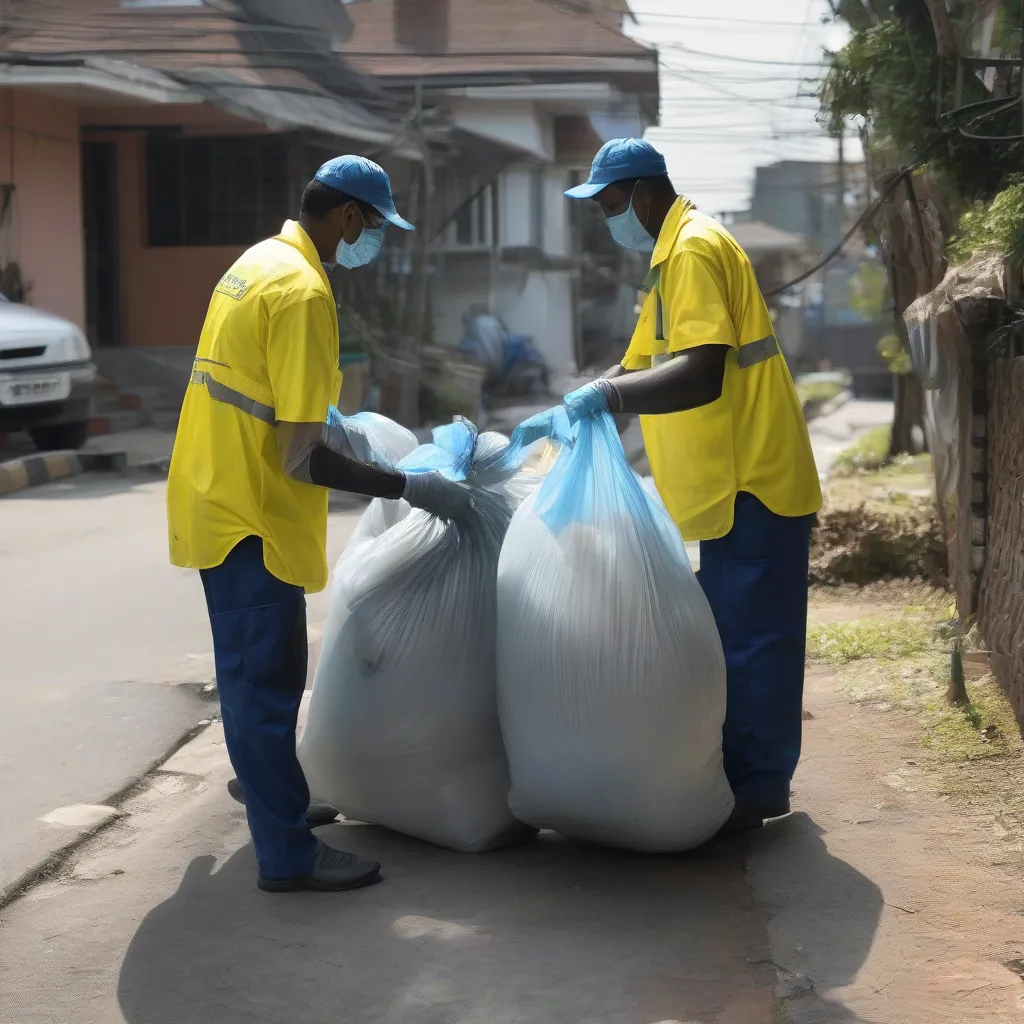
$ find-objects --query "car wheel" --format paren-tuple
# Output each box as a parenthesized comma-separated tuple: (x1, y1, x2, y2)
(30, 421, 90, 451)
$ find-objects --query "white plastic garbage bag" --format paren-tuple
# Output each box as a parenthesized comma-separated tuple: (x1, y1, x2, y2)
(496, 411, 735, 852)
(298, 419, 539, 853)
(325, 406, 418, 467)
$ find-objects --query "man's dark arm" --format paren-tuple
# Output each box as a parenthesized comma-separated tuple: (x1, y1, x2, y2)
(276, 420, 405, 498)
(605, 344, 729, 415)
(307, 445, 405, 498)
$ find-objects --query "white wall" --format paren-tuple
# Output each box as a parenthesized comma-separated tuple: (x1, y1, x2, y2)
(542, 166, 570, 258)
(449, 99, 554, 161)
(499, 167, 535, 249)
(431, 263, 576, 374)
(496, 269, 575, 375)
(431, 259, 491, 349)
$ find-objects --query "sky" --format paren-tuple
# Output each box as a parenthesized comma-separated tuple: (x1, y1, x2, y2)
(624, 0, 862, 215)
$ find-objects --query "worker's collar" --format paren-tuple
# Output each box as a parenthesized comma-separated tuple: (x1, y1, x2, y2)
(649, 195, 696, 269)
(276, 220, 333, 292)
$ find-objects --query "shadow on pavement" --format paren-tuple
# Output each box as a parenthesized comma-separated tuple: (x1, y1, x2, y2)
(117, 813, 883, 1024)
(746, 813, 885, 1023)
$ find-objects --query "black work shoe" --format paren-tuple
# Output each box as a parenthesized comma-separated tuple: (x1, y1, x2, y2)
(258, 839, 382, 893)
(717, 799, 791, 837)
(226, 777, 340, 828)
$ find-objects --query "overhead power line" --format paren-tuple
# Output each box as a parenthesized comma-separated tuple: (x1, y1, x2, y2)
(762, 166, 919, 298)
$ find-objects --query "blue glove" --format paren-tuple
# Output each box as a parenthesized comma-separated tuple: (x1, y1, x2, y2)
(508, 406, 569, 451)
(562, 380, 612, 425)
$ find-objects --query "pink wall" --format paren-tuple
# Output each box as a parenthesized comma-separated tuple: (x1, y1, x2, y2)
(0, 89, 86, 329)
(103, 131, 245, 349)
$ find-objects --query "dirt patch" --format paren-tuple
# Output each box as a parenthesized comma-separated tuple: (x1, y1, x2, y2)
(812, 431, 947, 587)
(811, 501, 947, 586)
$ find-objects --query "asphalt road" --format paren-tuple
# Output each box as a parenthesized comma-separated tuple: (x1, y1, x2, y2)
(0, 470, 363, 899)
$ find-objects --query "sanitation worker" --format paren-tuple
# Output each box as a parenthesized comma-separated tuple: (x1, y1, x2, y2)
(561, 138, 822, 834)
(167, 156, 471, 891)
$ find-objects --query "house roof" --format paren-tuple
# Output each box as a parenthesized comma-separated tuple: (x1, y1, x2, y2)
(0, 0, 419, 152)
(339, 0, 657, 80)
(727, 220, 808, 257)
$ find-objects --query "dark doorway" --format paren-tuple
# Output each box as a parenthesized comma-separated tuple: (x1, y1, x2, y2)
(82, 141, 120, 347)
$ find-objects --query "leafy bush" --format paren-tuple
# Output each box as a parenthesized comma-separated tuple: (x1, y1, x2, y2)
(946, 177, 1024, 265)
(820, 17, 1024, 203)
(876, 333, 910, 374)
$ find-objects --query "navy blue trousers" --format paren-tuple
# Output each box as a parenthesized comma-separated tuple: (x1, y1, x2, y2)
(699, 492, 814, 810)
(201, 536, 317, 881)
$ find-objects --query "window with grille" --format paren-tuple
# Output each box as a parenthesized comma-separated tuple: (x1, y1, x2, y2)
(122, 0, 204, 7)
(146, 134, 290, 247)
(445, 177, 494, 250)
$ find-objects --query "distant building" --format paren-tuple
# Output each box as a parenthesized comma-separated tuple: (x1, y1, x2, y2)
(0, 0, 420, 357)
(339, 0, 660, 376)
(748, 158, 890, 391)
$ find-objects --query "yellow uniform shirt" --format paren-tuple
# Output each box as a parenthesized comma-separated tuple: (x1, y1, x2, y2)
(167, 220, 342, 593)
(622, 198, 821, 541)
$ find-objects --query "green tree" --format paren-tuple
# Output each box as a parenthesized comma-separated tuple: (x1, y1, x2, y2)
(848, 261, 889, 322)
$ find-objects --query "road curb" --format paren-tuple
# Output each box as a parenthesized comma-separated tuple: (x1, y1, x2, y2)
(0, 450, 128, 497)
(0, 715, 213, 911)
(0, 622, 324, 911)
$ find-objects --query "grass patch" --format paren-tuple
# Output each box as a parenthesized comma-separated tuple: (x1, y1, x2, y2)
(808, 617, 939, 664)
(832, 425, 891, 476)
(831, 424, 932, 479)
(923, 676, 1022, 762)
(809, 609, 1021, 764)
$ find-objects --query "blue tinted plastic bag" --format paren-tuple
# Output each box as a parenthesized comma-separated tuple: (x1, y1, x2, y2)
(496, 411, 734, 851)
(325, 406, 418, 468)
(299, 417, 538, 853)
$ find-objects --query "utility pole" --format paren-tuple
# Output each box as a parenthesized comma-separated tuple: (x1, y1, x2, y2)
(837, 131, 846, 246)
(820, 131, 846, 368)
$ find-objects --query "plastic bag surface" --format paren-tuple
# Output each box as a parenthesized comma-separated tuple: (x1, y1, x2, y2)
(496, 412, 735, 852)
(325, 406, 418, 468)
(298, 418, 537, 853)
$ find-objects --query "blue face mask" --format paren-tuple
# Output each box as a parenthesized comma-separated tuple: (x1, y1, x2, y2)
(605, 182, 655, 253)
(336, 209, 384, 269)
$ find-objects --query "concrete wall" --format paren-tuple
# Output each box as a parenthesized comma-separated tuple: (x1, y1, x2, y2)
(431, 260, 577, 374)
(497, 268, 575, 374)
(0, 89, 86, 329)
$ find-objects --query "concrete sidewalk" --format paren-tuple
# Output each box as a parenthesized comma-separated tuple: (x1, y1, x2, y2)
(2, 656, 1023, 1021)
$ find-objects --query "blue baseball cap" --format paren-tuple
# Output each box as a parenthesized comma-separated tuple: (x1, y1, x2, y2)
(565, 138, 668, 199)
(315, 155, 414, 230)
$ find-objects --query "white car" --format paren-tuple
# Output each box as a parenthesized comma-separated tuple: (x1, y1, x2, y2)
(0, 295, 97, 450)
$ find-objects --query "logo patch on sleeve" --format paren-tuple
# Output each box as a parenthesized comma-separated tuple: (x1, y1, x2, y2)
(214, 272, 250, 301)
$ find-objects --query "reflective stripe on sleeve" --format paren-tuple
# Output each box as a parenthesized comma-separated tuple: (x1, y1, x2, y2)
(190, 369, 277, 424)
(737, 334, 780, 369)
